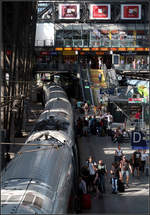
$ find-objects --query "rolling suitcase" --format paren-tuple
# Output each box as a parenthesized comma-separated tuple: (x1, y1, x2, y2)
(82, 194, 91, 209)
(118, 180, 125, 192)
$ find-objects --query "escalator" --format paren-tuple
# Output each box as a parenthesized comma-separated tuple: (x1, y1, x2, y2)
(79, 64, 93, 104)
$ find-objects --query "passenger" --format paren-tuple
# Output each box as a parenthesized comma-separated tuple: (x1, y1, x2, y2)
(114, 145, 124, 162)
(132, 149, 141, 177)
(110, 162, 120, 194)
(86, 156, 96, 192)
(106, 112, 113, 130)
(76, 176, 87, 213)
(101, 117, 108, 136)
(78, 176, 87, 195)
(120, 155, 132, 188)
(82, 117, 89, 136)
(95, 119, 102, 136)
(83, 102, 89, 115)
(140, 150, 148, 175)
(97, 160, 107, 193)
(89, 115, 97, 135)
(76, 101, 84, 114)
(112, 127, 122, 143)
(80, 166, 90, 193)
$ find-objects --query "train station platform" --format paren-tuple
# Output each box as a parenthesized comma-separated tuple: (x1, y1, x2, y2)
(73, 100, 149, 214)
(77, 134, 149, 214)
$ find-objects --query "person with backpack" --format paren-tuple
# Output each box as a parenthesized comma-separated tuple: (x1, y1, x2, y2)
(120, 155, 132, 188)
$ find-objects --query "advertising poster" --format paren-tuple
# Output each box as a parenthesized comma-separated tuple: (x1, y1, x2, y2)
(59, 4, 80, 19)
(89, 4, 111, 20)
(121, 4, 141, 20)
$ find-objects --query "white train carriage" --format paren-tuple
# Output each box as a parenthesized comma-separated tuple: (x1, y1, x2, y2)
(1, 84, 78, 214)
(43, 84, 67, 102)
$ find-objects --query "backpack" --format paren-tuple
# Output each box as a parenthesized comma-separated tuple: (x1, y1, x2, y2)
(98, 165, 106, 175)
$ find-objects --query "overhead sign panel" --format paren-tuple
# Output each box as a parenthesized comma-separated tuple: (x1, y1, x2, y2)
(59, 4, 80, 19)
(131, 131, 148, 149)
(128, 98, 146, 103)
(121, 4, 141, 20)
(89, 4, 111, 20)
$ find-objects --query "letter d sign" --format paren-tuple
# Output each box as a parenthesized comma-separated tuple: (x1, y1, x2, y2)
(133, 132, 142, 143)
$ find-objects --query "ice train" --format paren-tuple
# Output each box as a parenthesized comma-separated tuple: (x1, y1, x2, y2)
(1, 83, 79, 214)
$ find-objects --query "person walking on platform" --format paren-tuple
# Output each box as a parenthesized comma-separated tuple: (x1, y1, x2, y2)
(82, 117, 89, 136)
(83, 101, 89, 116)
(114, 145, 124, 163)
(110, 162, 120, 194)
(106, 112, 113, 130)
(97, 160, 107, 193)
(79, 176, 87, 195)
(89, 115, 97, 135)
(140, 150, 148, 175)
(132, 149, 141, 177)
(86, 156, 96, 192)
(120, 156, 132, 188)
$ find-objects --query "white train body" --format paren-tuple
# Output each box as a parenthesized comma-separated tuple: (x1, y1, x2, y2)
(1, 84, 78, 214)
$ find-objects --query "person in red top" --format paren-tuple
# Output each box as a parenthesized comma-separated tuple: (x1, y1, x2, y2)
(135, 111, 141, 119)
(134, 109, 141, 128)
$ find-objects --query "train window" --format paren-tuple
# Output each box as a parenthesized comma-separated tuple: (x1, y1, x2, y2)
(8, 195, 22, 202)
(33, 196, 43, 209)
(22, 192, 34, 205)
(1, 195, 9, 202)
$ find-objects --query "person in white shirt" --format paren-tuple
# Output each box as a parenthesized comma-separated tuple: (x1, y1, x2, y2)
(106, 112, 113, 129)
(86, 156, 96, 192)
(115, 145, 124, 162)
(140, 150, 148, 174)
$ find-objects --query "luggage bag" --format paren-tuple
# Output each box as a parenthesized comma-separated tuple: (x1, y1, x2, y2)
(82, 194, 91, 209)
(118, 180, 125, 192)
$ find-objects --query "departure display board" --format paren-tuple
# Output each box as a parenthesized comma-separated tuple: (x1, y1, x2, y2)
(89, 4, 111, 20)
(121, 4, 141, 20)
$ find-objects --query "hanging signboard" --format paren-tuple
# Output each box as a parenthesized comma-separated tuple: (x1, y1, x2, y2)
(89, 4, 111, 20)
(59, 4, 80, 19)
(128, 98, 146, 103)
(121, 4, 141, 20)
(131, 131, 148, 149)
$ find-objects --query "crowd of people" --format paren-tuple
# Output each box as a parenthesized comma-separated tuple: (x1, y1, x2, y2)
(78, 147, 149, 199)
(75, 103, 113, 137)
(75, 99, 149, 211)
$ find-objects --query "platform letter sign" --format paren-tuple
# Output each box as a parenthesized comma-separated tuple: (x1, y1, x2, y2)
(121, 4, 141, 20)
(59, 4, 80, 19)
(131, 131, 147, 149)
(89, 4, 111, 20)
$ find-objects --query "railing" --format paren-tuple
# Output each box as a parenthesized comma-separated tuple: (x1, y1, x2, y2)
(114, 64, 150, 71)
(35, 38, 149, 48)
(55, 39, 149, 48)
(33, 63, 78, 72)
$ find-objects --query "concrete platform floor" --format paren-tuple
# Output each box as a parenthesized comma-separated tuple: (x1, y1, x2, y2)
(78, 134, 149, 214)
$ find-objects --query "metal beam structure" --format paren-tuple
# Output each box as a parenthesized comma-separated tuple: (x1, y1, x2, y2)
(0, 2, 37, 144)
